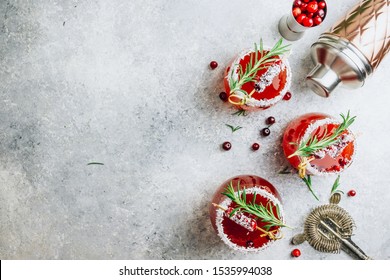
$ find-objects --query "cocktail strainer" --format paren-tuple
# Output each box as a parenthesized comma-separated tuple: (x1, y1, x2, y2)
(292, 194, 371, 260)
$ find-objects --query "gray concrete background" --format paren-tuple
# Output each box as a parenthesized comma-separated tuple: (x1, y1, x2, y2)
(0, 0, 389, 259)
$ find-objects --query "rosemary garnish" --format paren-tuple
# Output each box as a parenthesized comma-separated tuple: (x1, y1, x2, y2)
(289, 111, 356, 159)
(221, 181, 290, 231)
(232, 108, 247, 116)
(228, 38, 290, 105)
(301, 175, 319, 201)
(289, 111, 356, 178)
(330, 175, 344, 195)
(225, 124, 243, 133)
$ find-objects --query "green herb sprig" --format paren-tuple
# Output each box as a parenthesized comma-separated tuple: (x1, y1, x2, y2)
(232, 108, 247, 117)
(225, 124, 243, 133)
(221, 181, 290, 231)
(228, 38, 290, 97)
(330, 175, 344, 195)
(289, 111, 356, 159)
(301, 175, 319, 201)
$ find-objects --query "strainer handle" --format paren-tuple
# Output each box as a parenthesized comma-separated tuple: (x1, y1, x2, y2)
(341, 238, 372, 260)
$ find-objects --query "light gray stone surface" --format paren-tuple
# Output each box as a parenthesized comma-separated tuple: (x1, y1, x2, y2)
(0, 0, 389, 259)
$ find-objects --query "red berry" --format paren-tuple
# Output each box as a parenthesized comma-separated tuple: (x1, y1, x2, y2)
(306, 1, 318, 13)
(283, 91, 292, 100)
(266, 116, 276, 125)
(293, 0, 302, 7)
(300, 3, 307, 10)
(313, 16, 322, 26)
(210, 61, 218, 69)
(222, 141, 231, 151)
(302, 0, 310, 3)
(306, 12, 314, 18)
(219, 91, 228, 102)
(252, 143, 260, 151)
(318, 1, 326, 9)
(261, 128, 271, 137)
(348, 190, 356, 197)
(316, 9, 325, 18)
(296, 14, 306, 24)
(291, 249, 301, 257)
(302, 17, 314, 27)
(292, 7, 302, 18)
(246, 240, 254, 248)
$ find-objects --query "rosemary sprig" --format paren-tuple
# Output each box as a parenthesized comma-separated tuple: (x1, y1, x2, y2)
(232, 108, 247, 116)
(330, 175, 344, 195)
(301, 175, 319, 201)
(225, 124, 243, 133)
(289, 111, 356, 159)
(228, 38, 290, 98)
(221, 181, 290, 231)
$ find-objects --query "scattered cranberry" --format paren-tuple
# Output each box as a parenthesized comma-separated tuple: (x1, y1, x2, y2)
(266, 116, 276, 125)
(252, 143, 260, 151)
(292, 7, 302, 18)
(316, 9, 325, 18)
(306, 1, 318, 13)
(219, 91, 228, 102)
(296, 14, 306, 24)
(348, 190, 356, 197)
(283, 91, 292, 100)
(246, 240, 254, 248)
(302, 17, 314, 27)
(291, 249, 301, 257)
(318, 1, 326, 9)
(313, 16, 322, 25)
(222, 141, 231, 151)
(210, 61, 218, 69)
(261, 128, 271, 137)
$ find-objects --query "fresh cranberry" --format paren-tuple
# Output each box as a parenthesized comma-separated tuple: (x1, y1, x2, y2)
(291, 249, 301, 257)
(313, 16, 322, 25)
(316, 9, 325, 18)
(283, 91, 292, 100)
(306, 1, 318, 13)
(306, 12, 314, 18)
(266, 116, 276, 125)
(252, 143, 260, 151)
(210, 61, 218, 69)
(302, 17, 314, 27)
(318, 1, 326, 9)
(261, 128, 271, 137)
(296, 14, 306, 24)
(292, 7, 302, 18)
(348, 190, 356, 197)
(219, 91, 228, 102)
(246, 240, 254, 248)
(222, 141, 231, 151)
(294, 0, 302, 7)
(302, 0, 310, 3)
(300, 3, 308, 10)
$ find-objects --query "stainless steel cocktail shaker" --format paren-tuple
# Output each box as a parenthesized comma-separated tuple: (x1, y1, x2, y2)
(306, 0, 390, 97)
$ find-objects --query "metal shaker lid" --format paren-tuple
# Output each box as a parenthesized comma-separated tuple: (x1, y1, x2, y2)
(306, 34, 373, 97)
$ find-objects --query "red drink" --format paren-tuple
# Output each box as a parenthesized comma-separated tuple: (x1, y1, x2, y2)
(282, 113, 356, 175)
(223, 49, 291, 111)
(209, 175, 285, 252)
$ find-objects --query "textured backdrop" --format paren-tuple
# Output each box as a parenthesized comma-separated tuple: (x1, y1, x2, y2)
(0, 0, 389, 259)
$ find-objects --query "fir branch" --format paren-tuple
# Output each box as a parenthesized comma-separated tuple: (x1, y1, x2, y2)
(289, 111, 356, 159)
(221, 181, 290, 231)
(225, 124, 243, 133)
(301, 175, 319, 201)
